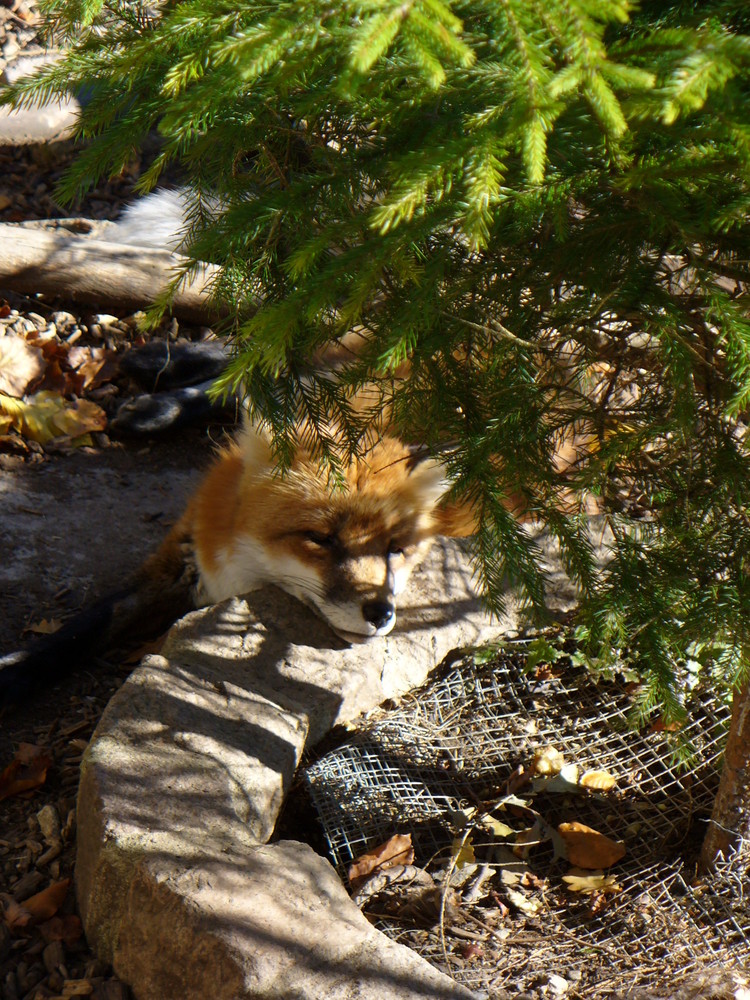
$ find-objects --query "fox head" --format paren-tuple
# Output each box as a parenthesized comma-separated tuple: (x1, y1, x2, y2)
(191, 423, 473, 641)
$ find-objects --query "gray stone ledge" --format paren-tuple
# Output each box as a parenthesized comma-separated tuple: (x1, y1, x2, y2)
(76, 536, 582, 999)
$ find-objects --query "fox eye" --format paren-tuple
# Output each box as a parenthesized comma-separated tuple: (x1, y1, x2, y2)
(305, 530, 337, 549)
(388, 540, 406, 556)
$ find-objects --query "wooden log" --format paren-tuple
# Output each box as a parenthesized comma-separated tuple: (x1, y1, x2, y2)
(0, 222, 225, 325)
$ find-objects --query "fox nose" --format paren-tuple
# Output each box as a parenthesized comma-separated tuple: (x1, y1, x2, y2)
(362, 600, 395, 631)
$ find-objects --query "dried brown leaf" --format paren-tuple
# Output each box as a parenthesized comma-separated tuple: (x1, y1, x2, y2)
(67, 345, 117, 389)
(3, 879, 71, 932)
(17, 878, 71, 922)
(0, 744, 53, 801)
(40, 913, 83, 945)
(348, 834, 415, 886)
(649, 718, 683, 733)
(557, 822, 626, 869)
(26, 618, 63, 636)
(0, 336, 45, 397)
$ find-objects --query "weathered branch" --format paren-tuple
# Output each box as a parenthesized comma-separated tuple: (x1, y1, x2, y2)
(0, 222, 224, 325)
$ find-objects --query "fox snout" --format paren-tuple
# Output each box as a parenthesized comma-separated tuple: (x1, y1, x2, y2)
(308, 557, 405, 641)
(362, 600, 395, 631)
(318, 595, 397, 642)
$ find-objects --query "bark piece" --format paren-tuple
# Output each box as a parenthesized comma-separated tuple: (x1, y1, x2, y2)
(701, 682, 750, 868)
(0, 223, 221, 324)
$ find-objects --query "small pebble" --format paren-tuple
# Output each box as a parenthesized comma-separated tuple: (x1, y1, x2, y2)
(26, 311, 47, 331)
(52, 311, 77, 331)
(11, 316, 37, 335)
(546, 973, 570, 996)
(36, 804, 61, 845)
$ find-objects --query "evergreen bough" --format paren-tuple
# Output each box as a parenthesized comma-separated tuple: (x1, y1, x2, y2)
(4, 3, 750, 777)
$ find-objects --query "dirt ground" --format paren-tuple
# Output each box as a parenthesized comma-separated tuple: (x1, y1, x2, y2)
(0, 15, 227, 980)
(0, 388, 222, 1000)
(0, 432, 211, 654)
(0, 427, 217, 744)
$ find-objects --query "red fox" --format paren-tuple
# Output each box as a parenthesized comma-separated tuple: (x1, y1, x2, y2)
(0, 419, 474, 701)
(0, 189, 483, 701)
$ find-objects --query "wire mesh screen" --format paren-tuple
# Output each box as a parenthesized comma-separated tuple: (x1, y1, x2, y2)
(303, 641, 749, 999)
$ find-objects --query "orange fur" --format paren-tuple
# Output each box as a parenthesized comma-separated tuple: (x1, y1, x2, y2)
(151, 423, 472, 640)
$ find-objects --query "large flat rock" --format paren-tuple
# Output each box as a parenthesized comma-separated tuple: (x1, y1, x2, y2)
(76, 535, 582, 999)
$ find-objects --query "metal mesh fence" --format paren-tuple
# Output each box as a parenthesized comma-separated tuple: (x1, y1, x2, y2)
(303, 640, 749, 999)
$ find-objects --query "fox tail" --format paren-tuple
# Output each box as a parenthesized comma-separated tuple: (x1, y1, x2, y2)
(0, 523, 198, 703)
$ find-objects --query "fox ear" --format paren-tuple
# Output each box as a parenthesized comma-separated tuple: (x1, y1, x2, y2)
(408, 456, 478, 538)
(238, 419, 274, 471)
(407, 457, 451, 508)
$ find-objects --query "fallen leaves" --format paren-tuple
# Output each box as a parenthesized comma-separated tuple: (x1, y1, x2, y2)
(648, 717, 684, 733)
(0, 743, 53, 801)
(2, 878, 73, 937)
(348, 833, 415, 888)
(0, 320, 116, 451)
(0, 335, 45, 396)
(530, 746, 617, 796)
(580, 769, 618, 791)
(450, 835, 476, 870)
(557, 822, 626, 869)
(562, 871, 622, 895)
(7, 879, 71, 928)
(0, 390, 107, 445)
(25, 617, 63, 636)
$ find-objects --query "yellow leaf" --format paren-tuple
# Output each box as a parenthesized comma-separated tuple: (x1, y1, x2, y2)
(562, 871, 622, 895)
(481, 814, 514, 838)
(27, 618, 63, 635)
(0, 391, 106, 444)
(0, 392, 25, 419)
(580, 769, 617, 791)
(49, 396, 107, 438)
(451, 836, 476, 869)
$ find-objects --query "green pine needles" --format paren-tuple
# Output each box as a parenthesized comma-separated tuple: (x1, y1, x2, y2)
(4, 0, 750, 723)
